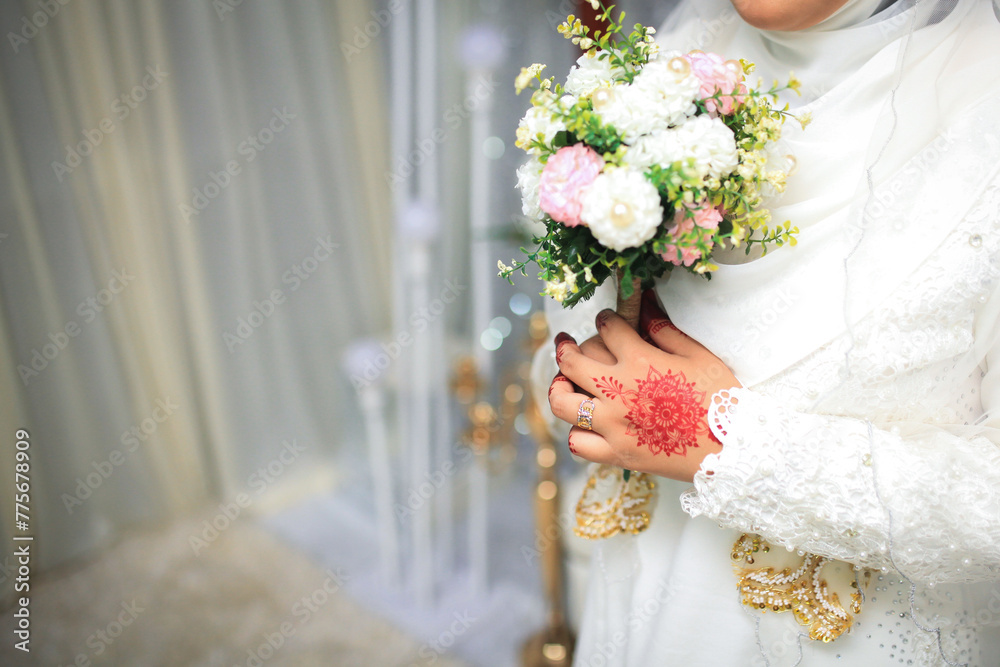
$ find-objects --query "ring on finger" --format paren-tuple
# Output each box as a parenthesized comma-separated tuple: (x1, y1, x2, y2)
(577, 399, 595, 431)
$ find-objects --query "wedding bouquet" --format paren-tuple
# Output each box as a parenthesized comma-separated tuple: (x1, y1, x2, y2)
(499, 3, 806, 321)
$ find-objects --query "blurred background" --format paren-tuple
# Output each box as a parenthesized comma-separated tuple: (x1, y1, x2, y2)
(0, 0, 676, 665)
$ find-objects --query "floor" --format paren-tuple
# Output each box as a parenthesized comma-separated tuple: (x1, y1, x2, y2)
(0, 514, 467, 667)
(259, 469, 552, 667)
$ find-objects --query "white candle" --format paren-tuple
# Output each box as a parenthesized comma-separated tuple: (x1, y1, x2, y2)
(460, 24, 504, 592)
(413, 0, 440, 607)
(345, 341, 400, 587)
(361, 385, 401, 586)
(400, 202, 437, 607)
(389, 0, 414, 596)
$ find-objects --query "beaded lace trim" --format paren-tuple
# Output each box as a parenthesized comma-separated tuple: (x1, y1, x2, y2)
(731, 534, 869, 643)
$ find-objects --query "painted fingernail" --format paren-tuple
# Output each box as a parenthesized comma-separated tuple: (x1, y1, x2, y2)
(554, 332, 575, 345)
(548, 373, 569, 397)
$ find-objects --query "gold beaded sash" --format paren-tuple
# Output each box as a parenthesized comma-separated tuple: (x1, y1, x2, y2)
(731, 534, 870, 642)
(573, 464, 657, 539)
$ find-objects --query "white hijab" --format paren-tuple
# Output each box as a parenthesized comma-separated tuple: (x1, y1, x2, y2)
(657, 0, 1000, 387)
(649, 2, 1000, 662)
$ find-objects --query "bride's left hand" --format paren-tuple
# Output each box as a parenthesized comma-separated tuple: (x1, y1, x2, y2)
(549, 291, 741, 483)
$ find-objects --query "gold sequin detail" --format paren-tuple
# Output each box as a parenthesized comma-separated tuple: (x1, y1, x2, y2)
(574, 464, 656, 539)
(731, 533, 869, 643)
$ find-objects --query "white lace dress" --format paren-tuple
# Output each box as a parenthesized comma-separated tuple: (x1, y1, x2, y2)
(569, 179, 1000, 666)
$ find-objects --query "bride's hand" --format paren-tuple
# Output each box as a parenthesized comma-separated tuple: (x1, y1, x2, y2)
(548, 291, 741, 483)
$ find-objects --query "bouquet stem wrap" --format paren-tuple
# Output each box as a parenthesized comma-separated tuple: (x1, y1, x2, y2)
(615, 268, 642, 330)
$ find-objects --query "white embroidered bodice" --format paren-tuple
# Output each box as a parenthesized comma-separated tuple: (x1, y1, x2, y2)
(548, 179, 1000, 667)
(682, 180, 1000, 588)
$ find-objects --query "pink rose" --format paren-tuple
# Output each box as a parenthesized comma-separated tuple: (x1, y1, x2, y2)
(661, 243, 704, 267)
(684, 52, 747, 116)
(662, 202, 721, 267)
(667, 201, 723, 237)
(691, 203, 723, 231)
(539, 144, 604, 227)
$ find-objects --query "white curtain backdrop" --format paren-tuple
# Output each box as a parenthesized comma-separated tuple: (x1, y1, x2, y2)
(0, 0, 668, 614)
(0, 0, 388, 584)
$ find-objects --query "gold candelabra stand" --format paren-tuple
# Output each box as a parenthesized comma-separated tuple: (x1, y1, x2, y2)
(451, 313, 575, 665)
(520, 312, 575, 666)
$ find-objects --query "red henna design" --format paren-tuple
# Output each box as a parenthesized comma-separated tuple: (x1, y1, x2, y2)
(594, 367, 709, 457)
(554, 333, 575, 364)
(568, 437, 578, 454)
(595, 375, 625, 399)
(648, 318, 679, 336)
(549, 374, 570, 398)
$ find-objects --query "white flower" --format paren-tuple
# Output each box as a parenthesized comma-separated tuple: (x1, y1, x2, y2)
(631, 54, 700, 123)
(515, 106, 566, 155)
(515, 63, 546, 94)
(593, 75, 698, 144)
(624, 115, 738, 180)
(565, 51, 624, 97)
(542, 279, 570, 303)
(594, 58, 700, 144)
(516, 157, 545, 223)
(581, 168, 663, 252)
(594, 84, 667, 144)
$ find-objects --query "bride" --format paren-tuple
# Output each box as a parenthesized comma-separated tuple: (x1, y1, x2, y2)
(542, 0, 1000, 664)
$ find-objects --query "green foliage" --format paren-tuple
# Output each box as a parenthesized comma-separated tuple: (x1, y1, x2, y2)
(505, 1, 805, 307)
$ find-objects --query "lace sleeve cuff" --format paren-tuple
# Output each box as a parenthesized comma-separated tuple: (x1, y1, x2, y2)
(680, 388, 893, 571)
(680, 388, 1000, 584)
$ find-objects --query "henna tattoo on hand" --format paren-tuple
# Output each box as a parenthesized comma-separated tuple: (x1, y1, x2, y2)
(595, 366, 710, 457)
(554, 332, 574, 364)
(647, 318, 680, 336)
(549, 373, 570, 398)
